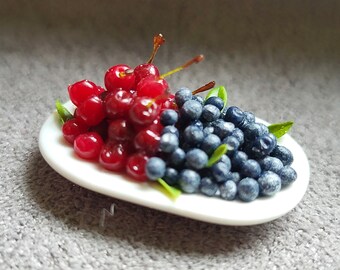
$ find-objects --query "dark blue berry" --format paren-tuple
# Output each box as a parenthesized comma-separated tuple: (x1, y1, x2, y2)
(200, 134, 221, 155)
(180, 100, 203, 120)
(240, 159, 261, 178)
(231, 128, 244, 145)
(243, 123, 267, 141)
(270, 145, 294, 166)
(160, 109, 178, 126)
(178, 169, 201, 193)
(258, 171, 281, 196)
(163, 167, 179, 185)
(230, 172, 241, 183)
(169, 148, 186, 166)
(183, 125, 204, 145)
(220, 180, 237, 200)
(162, 125, 179, 137)
(212, 162, 231, 183)
(259, 156, 283, 174)
(224, 106, 245, 126)
(201, 104, 221, 122)
(191, 120, 204, 130)
(159, 133, 179, 153)
(203, 126, 214, 136)
(175, 87, 192, 107)
(185, 148, 208, 170)
(212, 119, 235, 139)
(231, 151, 248, 170)
(200, 177, 218, 196)
(145, 157, 166, 180)
(219, 155, 232, 169)
(205, 96, 224, 111)
(251, 133, 277, 158)
(222, 136, 240, 152)
(243, 111, 255, 123)
(279, 166, 297, 187)
(238, 178, 259, 202)
(191, 95, 204, 105)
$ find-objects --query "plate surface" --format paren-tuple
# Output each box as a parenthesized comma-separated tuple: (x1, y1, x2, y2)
(39, 101, 310, 226)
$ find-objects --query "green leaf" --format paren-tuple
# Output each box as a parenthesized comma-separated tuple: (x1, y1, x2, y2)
(204, 86, 228, 110)
(206, 144, 228, 167)
(268, 121, 294, 138)
(156, 178, 182, 200)
(55, 100, 73, 125)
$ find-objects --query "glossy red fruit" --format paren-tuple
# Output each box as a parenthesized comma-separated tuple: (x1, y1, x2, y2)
(77, 96, 106, 126)
(68, 80, 102, 107)
(126, 152, 149, 182)
(99, 142, 129, 171)
(104, 64, 135, 92)
(62, 118, 88, 144)
(136, 75, 168, 98)
(134, 64, 160, 85)
(74, 132, 103, 160)
(104, 89, 133, 119)
(108, 119, 134, 141)
(157, 94, 177, 111)
(134, 129, 160, 153)
(129, 97, 160, 125)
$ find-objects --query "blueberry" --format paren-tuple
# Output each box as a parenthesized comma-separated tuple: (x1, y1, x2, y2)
(243, 123, 267, 141)
(251, 133, 277, 158)
(205, 96, 224, 111)
(200, 134, 221, 155)
(180, 100, 203, 120)
(258, 171, 281, 196)
(169, 148, 186, 166)
(219, 154, 231, 169)
(201, 104, 221, 122)
(145, 157, 166, 180)
(270, 145, 294, 166)
(203, 126, 214, 136)
(243, 111, 255, 123)
(160, 109, 178, 126)
(159, 133, 179, 153)
(191, 120, 204, 130)
(162, 125, 179, 137)
(186, 148, 208, 170)
(231, 151, 248, 170)
(191, 95, 204, 105)
(230, 172, 241, 183)
(220, 180, 237, 200)
(183, 125, 204, 145)
(231, 128, 244, 145)
(279, 166, 297, 187)
(212, 119, 235, 139)
(163, 167, 179, 185)
(240, 159, 261, 178)
(211, 162, 231, 183)
(175, 87, 192, 107)
(224, 106, 245, 126)
(222, 136, 240, 152)
(200, 177, 219, 196)
(178, 169, 201, 193)
(259, 156, 283, 174)
(238, 178, 259, 202)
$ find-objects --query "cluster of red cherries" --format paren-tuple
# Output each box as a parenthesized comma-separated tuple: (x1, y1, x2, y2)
(61, 34, 204, 181)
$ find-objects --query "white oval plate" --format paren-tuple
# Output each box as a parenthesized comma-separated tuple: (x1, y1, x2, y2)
(39, 101, 310, 226)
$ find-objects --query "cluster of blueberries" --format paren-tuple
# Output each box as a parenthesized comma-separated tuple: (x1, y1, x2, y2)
(145, 87, 297, 202)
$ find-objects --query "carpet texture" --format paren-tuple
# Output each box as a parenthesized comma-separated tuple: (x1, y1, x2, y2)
(1, 1, 339, 269)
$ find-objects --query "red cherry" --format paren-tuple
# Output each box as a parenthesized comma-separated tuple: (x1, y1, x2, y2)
(77, 96, 106, 126)
(136, 75, 168, 98)
(108, 119, 134, 141)
(134, 129, 160, 154)
(68, 80, 102, 106)
(157, 94, 177, 111)
(134, 64, 160, 85)
(104, 65, 135, 92)
(74, 132, 103, 160)
(62, 118, 88, 144)
(99, 142, 128, 171)
(129, 97, 160, 125)
(126, 152, 149, 182)
(104, 89, 133, 119)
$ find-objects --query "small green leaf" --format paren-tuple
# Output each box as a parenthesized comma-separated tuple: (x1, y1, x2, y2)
(268, 121, 294, 138)
(55, 100, 73, 125)
(156, 178, 182, 200)
(206, 144, 228, 167)
(218, 86, 228, 109)
(205, 86, 221, 100)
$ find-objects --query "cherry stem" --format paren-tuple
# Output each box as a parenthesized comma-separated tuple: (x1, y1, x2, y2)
(147, 33, 165, 64)
(192, 81, 216, 95)
(160, 55, 204, 79)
